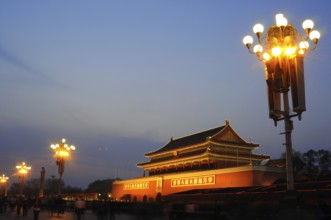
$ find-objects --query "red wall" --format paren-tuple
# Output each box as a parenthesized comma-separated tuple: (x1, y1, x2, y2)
(112, 167, 284, 202)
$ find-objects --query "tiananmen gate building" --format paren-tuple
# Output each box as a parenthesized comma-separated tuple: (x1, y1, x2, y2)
(112, 120, 284, 202)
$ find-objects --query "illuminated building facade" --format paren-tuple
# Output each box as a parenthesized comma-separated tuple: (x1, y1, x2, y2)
(112, 121, 284, 202)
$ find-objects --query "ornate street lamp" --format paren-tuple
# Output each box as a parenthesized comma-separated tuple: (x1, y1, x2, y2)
(242, 14, 320, 191)
(0, 174, 9, 197)
(50, 138, 75, 194)
(16, 162, 31, 197)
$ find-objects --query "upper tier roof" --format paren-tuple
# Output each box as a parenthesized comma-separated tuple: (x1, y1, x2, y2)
(145, 126, 226, 156)
(145, 121, 259, 157)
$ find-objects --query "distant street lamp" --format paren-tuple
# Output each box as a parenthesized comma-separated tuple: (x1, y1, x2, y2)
(243, 14, 320, 191)
(50, 138, 76, 194)
(16, 162, 31, 197)
(0, 174, 9, 197)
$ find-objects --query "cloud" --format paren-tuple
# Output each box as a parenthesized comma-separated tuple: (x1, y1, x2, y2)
(0, 44, 65, 89)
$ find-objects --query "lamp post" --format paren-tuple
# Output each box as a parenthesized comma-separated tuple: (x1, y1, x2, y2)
(0, 174, 9, 197)
(39, 167, 46, 198)
(16, 162, 31, 197)
(243, 14, 320, 191)
(50, 138, 75, 194)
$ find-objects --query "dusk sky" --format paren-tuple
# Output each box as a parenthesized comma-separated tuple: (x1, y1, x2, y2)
(1, 1, 330, 189)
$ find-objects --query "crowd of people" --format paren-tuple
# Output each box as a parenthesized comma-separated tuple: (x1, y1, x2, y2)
(0, 195, 118, 220)
(2, 194, 329, 220)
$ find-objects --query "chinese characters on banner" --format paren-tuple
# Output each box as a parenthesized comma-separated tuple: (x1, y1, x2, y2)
(171, 175, 215, 187)
(124, 182, 149, 190)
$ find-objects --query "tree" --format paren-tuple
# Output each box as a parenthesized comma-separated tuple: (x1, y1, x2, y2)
(301, 149, 331, 180)
(61, 185, 83, 194)
(8, 177, 83, 197)
(8, 182, 20, 196)
(281, 150, 305, 178)
(316, 149, 331, 179)
(302, 149, 319, 179)
(8, 178, 39, 197)
(24, 178, 39, 197)
(44, 176, 59, 195)
(280, 149, 331, 181)
(85, 178, 119, 194)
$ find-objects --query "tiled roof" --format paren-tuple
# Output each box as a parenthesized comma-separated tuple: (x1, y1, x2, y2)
(137, 149, 270, 167)
(266, 159, 286, 167)
(137, 149, 207, 166)
(145, 126, 226, 156)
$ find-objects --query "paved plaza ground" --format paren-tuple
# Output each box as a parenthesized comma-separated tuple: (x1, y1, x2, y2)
(0, 209, 162, 220)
